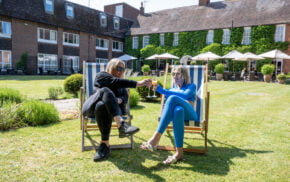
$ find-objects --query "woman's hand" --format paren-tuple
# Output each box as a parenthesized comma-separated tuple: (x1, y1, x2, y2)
(137, 79, 152, 87)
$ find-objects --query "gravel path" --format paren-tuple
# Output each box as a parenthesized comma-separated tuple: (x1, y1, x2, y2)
(45, 98, 79, 112)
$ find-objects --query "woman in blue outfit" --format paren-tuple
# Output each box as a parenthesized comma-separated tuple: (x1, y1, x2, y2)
(140, 65, 198, 164)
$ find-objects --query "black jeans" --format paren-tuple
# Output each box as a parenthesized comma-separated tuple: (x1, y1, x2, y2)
(94, 87, 121, 141)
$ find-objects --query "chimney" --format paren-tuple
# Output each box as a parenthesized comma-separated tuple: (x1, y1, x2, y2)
(140, 2, 144, 15)
(199, 0, 210, 6)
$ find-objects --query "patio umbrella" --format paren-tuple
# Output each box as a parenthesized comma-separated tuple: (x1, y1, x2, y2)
(222, 50, 244, 72)
(259, 49, 290, 59)
(155, 53, 179, 68)
(118, 54, 137, 69)
(191, 51, 221, 62)
(145, 54, 160, 71)
(235, 52, 263, 71)
(180, 55, 193, 65)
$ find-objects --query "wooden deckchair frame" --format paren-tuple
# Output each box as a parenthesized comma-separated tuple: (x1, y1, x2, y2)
(80, 61, 134, 152)
(157, 63, 210, 154)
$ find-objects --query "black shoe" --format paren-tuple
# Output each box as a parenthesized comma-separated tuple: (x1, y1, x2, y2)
(118, 121, 140, 138)
(93, 143, 111, 162)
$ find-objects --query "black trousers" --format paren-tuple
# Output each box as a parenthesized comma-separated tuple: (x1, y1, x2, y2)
(94, 87, 121, 141)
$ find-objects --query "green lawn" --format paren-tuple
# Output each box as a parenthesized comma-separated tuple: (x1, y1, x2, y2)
(0, 76, 289, 181)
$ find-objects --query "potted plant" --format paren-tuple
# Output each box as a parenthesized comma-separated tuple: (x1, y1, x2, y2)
(277, 73, 287, 84)
(261, 64, 275, 83)
(141, 64, 150, 76)
(214, 63, 225, 81)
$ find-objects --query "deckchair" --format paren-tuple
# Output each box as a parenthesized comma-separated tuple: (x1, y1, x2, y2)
(157, 63, 210, 154)
(80, 61, 134, 151)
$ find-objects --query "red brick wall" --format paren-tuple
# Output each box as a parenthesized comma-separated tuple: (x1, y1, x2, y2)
(104, 3, 140, 22)
(284, 24, 290, 73)
(12, 19, 38, 73)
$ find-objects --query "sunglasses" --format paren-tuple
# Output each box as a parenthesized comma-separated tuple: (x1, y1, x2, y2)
(116, 66, 125, 72)
(171, 72, 181, 76)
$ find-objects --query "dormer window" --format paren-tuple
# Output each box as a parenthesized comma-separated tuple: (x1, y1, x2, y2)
(44, 0, 54, 14)
(65, 4, 74, 18)
(99, 13, 107, 27)
(113, 17, 120, 30)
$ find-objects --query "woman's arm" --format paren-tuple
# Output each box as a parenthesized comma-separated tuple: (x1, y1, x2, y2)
(156, 84, 196, 100)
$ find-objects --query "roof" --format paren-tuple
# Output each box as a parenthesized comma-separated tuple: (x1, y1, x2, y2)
(0, 0, 134, 39)
(129, 0, 290, 35)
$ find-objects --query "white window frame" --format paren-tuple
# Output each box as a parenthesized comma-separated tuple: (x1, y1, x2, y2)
(132, 36, 138, 49)
(222, 29, 231, 45)
(113, 17, 120, 30)
(37, 28, 57, 44)
(160, 33, 164, 46)
(206, 30, 214, 45)
(99, 13, 107, 27)
(44, 0, 54, 14)
(65, 4, 74, 18)
(275, 24, 286, 42)
(63, 55, 79, 72)
(96, 58, 109, 64)
(112, 41, 123, 52)
(0, 50, 12, 69)
(96, 38, 109, 50)
(241, 27, 251, 45)
(173, 33, 179, 46)
(0, 21, 11, 38)
(143, 35, 149, 48)
(115, 5, 123, 17)
(63, 32, 79, 47)
(37, 53, 58, 72)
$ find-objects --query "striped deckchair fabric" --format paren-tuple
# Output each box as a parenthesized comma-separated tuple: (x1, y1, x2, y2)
(171, 65, 205, 125)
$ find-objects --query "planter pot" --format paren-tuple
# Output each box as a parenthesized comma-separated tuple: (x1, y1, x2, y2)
(278, 79, 285, 84)
(216, 73, 223, 81)
(263, 74, 272, 83)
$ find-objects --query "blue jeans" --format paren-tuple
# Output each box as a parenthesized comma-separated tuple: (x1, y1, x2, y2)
(157, 95, 198, 148)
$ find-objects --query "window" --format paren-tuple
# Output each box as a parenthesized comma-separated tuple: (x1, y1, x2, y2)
(99, 13, 107, 27)
(160, 34, 164, 46)
(132, 36, 138, 49)
(206, 30, 214, 45)
(143, 36, 149, 48)
(96, 38, 108, 50)
(115, 5, 123, 17)
(173, 33, 179, 46)
(222, 29, 231, 45)
(65, 4, 74, 18)
(63, 32, 79, 46)
(0, 50, 11, 69)
(112, 41, 123, 52)
(63, 55, 79, 74)
(241, 27, 251, 45)
(38, 53, 58, 72)
(44, 0, 54, 14)
(96, 58, 109, 64)
(0, 21, 11, 38)
(275, 24, 285, 42)
(37, 28, 57, 44)
(113, 17, 120, 30)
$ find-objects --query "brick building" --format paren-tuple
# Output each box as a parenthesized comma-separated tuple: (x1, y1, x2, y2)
(0, 0, 289, 74)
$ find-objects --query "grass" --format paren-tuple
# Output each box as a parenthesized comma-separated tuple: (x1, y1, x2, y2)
(0, 76, 290, 181)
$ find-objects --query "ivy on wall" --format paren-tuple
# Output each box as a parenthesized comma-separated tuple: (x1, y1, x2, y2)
(124, 24, 289, 72)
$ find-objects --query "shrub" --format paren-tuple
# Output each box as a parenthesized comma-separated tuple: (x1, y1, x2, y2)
(141, 65, 151, 73)
(16, 52, 28, 70)
(0, 88, 24, 107)
(64, 74, 83, 97)
(0, 104, 26, 131)
(129, 89, 140, 107)
(190, 61, 196, 65)
(261, 64, 275, 75)
(277, 73, 287, 80)
(214, 63, 225, 74)
(16, 100, 60, 126)
(48, 86, 64, 99)
(174, 60, 180, 65)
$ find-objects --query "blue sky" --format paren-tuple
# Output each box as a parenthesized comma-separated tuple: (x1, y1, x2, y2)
(68, 0, 222, 12)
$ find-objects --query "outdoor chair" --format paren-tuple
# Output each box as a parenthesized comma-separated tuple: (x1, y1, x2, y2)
(80, 61, 134, 151)
(157, 63, 210, 153)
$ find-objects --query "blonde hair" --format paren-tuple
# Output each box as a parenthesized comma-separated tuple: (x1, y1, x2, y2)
(106, 58, 125, 75)
(172, 65, 191, 85)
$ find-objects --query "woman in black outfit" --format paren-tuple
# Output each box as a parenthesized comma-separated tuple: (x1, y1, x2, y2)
(89, 58, 151, 161)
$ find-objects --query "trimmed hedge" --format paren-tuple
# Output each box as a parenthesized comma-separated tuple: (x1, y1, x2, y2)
(64, 74, 83, 97)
